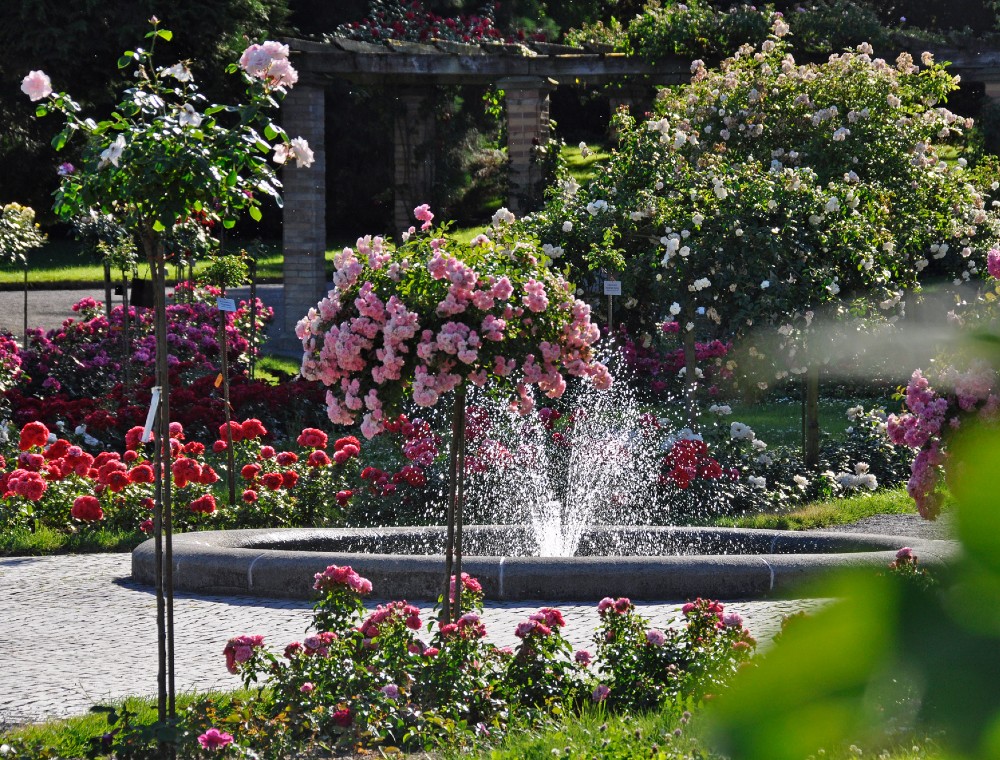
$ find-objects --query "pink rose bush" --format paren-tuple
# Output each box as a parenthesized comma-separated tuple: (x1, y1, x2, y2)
(886, 248, 1000, 519)
(297, 206, 611, 438)
(212, 566, 754, 755)
(887, 364, 999, 519)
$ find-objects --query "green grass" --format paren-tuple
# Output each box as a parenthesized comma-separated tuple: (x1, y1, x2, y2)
(0, 690, 257, 758)
(0, 525, 146, 556)
(484, 705, 942, 759)
(484, 704, 942, 759)
(713, 485, 933, 531)
(3, 694, 943, 759)
(714, 397, 897, 449)
(563, 142, 611, 184)
(254, 354, 302, 384)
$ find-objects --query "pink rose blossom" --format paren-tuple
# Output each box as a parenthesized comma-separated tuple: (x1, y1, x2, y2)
(988, 247, 1000, 279)
(198, 728, 234, 750)
(21, 70, 52, 101)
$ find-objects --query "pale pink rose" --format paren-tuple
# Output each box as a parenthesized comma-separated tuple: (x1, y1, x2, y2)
(266, 58, 298, 88)
(413, 203, 434, 223)
(21, 70, 52, 101)
(239, 44, 273, 77)
(289, 137, 314, 168)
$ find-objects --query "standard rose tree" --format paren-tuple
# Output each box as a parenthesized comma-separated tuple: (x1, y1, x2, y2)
(298, 206, 610, 438)
(297, 206, 611, 618)
(22, 21, 316, 734)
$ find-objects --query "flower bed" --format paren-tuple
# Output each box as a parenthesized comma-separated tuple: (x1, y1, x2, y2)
(94, 567, 755, 756)
(0, 418, 358, 535)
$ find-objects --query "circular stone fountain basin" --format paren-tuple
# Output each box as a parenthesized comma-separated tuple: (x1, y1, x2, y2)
(132, 525, 957, 601)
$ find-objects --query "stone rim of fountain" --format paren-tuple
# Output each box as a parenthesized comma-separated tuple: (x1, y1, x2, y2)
(131, 526, 958, 601)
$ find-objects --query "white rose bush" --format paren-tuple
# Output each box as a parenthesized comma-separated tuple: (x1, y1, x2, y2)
(23, 25, 311, 238)
(522, 22, 1000, 397)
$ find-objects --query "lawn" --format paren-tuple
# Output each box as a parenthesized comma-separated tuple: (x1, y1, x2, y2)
(0, 685, 943, 759)
(0, 238, 287, 287)
(0, 143, 611, 290)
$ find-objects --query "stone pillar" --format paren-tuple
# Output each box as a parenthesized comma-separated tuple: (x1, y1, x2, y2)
(984, 81, 1000, 102)
(393, 88, 437, 235)
(501, 77, 554, 214)
(281, 82, 327, 357)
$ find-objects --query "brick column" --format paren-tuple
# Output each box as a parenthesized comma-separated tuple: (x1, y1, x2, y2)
(501, 77, 554, 214)
(281, 83, 327, 356)
(393, 88, 437, 235)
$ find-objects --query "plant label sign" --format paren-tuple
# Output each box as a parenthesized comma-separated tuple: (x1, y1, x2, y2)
(141, 386, 161, 443)
(217, 297, 237, 313)
(603, 280, 622, 296)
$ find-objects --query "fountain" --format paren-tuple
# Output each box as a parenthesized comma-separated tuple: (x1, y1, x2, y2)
(132, 378, 958, 601)
(132, 524, 955, 600)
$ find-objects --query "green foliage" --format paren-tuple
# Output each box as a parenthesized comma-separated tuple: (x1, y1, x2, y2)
(199, 253, 251, 290)
(72, 211, 137, 270)
(0, 203, 47, 268)
(706, 424, 1000, 759)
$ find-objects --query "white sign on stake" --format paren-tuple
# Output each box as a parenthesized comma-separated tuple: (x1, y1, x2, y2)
(603, 280, 622, 296)
(217, 297, 237, 313)
(141, 386, 161, 443)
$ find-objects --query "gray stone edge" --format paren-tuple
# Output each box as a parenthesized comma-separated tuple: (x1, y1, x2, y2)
(132, 527, 959, 602)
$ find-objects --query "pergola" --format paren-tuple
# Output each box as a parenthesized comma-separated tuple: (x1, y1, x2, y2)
(277, 36, 1000, 354)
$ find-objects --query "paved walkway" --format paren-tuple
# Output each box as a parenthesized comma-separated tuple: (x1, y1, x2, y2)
(0, 552, 819, 727)
(0, 284, 293, 355)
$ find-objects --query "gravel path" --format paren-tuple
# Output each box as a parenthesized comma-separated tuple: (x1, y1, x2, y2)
(0, 552, 820, 728)
(0, 515, 953, 728)
(0, 285, 291, 353)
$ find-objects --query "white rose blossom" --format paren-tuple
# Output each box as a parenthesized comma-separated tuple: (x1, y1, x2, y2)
(99, 134, 127, 168)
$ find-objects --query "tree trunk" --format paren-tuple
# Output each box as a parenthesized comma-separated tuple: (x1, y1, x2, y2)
(103, 262, 112, 322)
(683, 311, 698, 430)
(144, 228, 176, 752)
(441, 385, 467, 623)
(219, 286, 236, 507)
(22, 265, 28, 348)
(804, 365, 821, 468)
(122, 271, 131, 390)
